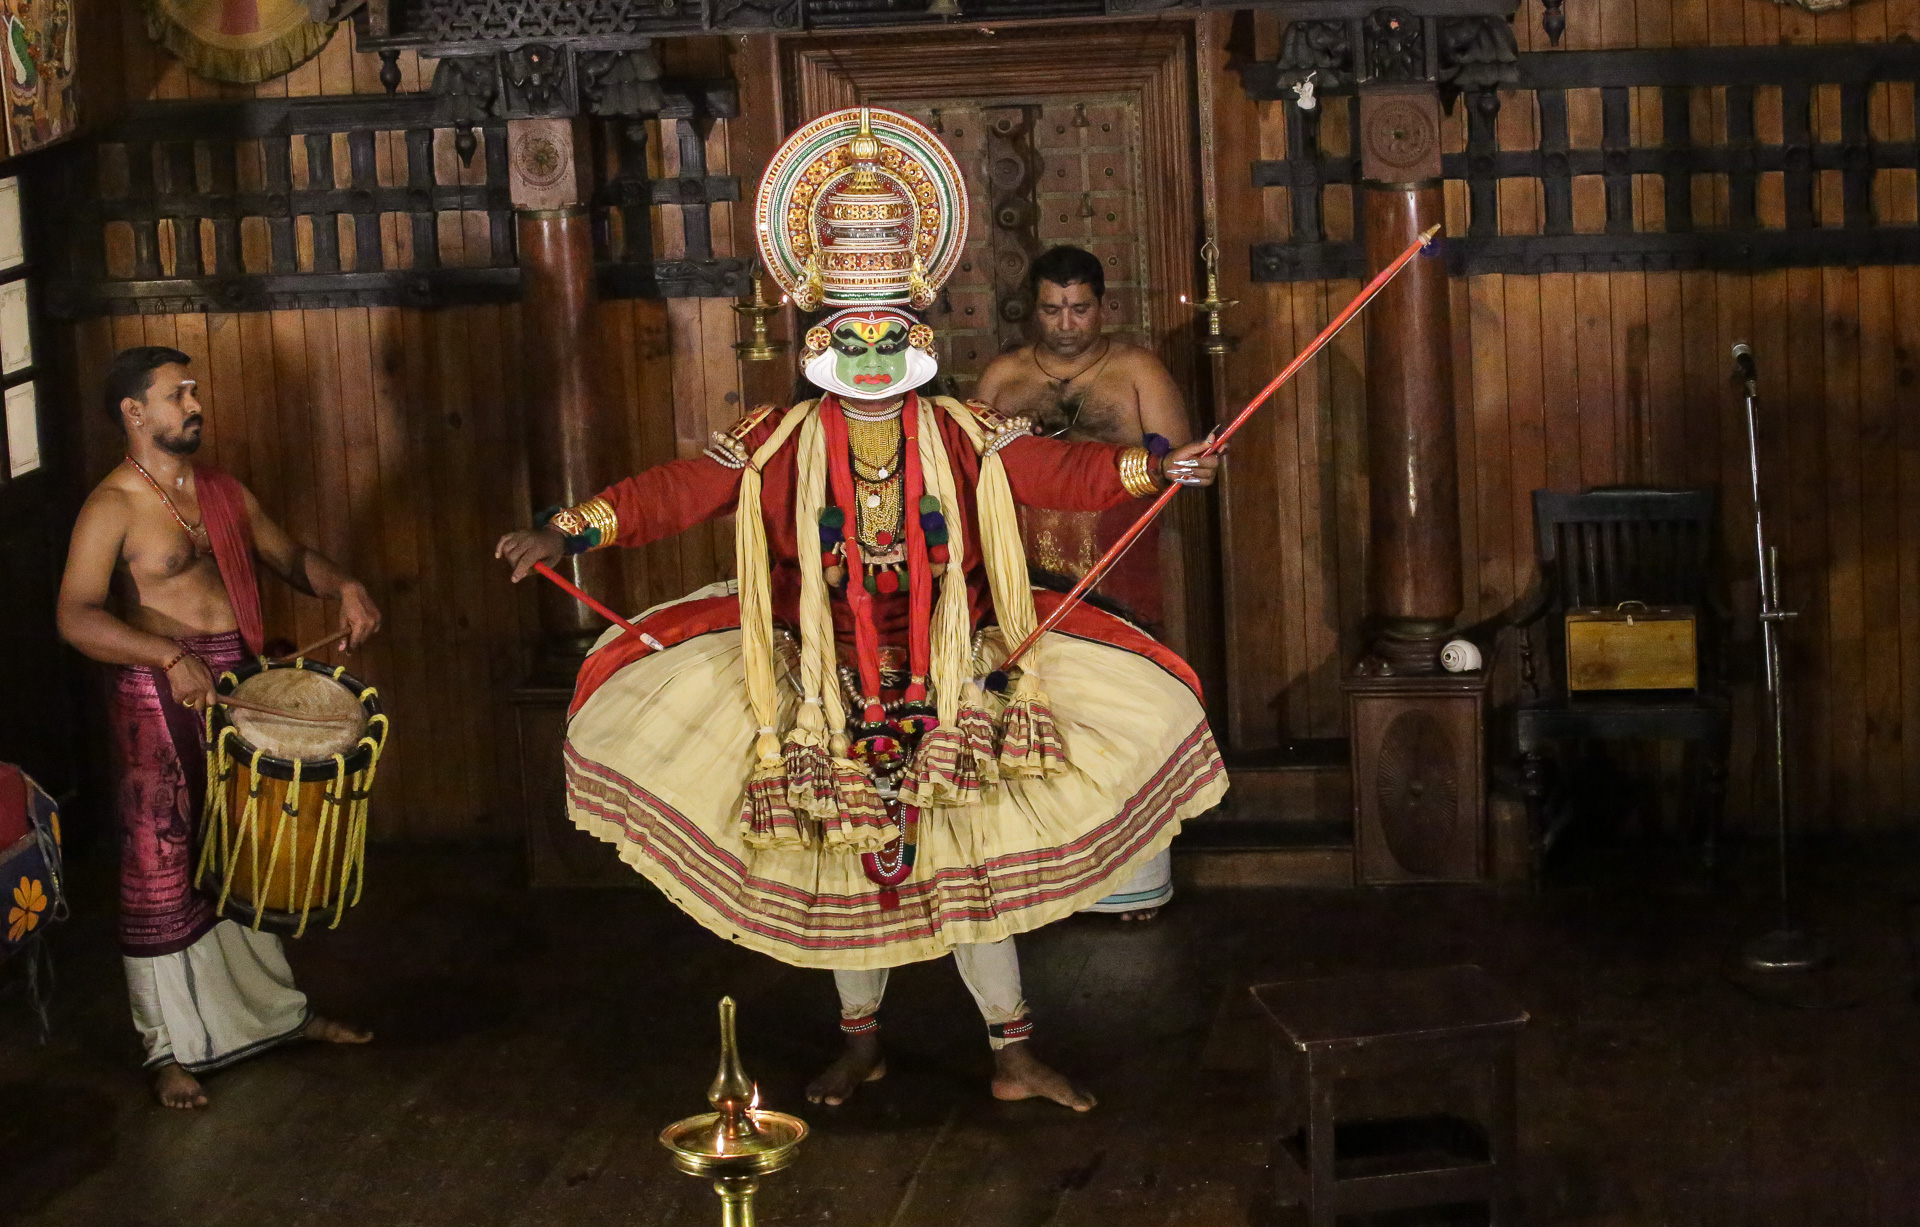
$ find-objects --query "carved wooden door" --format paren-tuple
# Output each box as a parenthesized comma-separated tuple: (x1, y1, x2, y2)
(903, 95, 1153, 401)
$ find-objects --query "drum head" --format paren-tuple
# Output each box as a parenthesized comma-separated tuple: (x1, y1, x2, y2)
(229, 669, 366, 760)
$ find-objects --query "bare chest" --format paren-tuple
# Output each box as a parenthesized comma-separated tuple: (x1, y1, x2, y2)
(121, 504, 216, 584)
(996, 368, 1141, 445)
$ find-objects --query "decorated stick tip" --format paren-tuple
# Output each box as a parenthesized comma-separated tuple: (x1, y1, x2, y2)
(984, 670, 1010, 696)
(1419, 223, 1443, 245)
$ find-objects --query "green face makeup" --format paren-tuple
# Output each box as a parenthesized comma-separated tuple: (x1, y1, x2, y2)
(832, 322, 910, 392)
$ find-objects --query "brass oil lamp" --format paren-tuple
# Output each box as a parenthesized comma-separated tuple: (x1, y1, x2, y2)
(733, 264, 789, 362)
(1180, 238, 1239, 356)
(660, 997, 809, 1227)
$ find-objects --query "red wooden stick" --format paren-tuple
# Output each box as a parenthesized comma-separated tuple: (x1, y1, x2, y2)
(997, 223, 1442, 674)
(533, 561, 641, 633)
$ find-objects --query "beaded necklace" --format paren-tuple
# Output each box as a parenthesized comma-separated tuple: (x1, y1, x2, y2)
(124, 456, 211, 553)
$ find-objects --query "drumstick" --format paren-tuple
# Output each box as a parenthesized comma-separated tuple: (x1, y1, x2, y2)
(273, 628, 348, 663)
(214, 693, 357, 726)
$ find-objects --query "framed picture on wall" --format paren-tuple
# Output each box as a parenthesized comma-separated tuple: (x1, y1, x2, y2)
(0, 0, 76, 159)
(0, 175, 40, 481)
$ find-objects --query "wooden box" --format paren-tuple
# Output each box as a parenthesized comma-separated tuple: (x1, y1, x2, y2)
(1565, 602, 1697, 692)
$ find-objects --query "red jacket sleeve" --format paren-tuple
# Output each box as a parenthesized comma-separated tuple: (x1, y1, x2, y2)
(595, 455, 744, 550)
(995, 435, 1134, 512)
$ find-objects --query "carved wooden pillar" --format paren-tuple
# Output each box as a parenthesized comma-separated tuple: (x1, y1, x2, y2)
(1345, 79, 1486, 884)
(1358, 83, 1461, 673)
(506, 116, 644, 886)
(509, 117, 621, 669)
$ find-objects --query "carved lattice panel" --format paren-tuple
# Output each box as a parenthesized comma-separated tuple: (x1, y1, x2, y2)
(1245, 39, 1920, 279)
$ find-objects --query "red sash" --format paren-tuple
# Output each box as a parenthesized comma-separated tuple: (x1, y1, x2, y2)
(566, 589, 1202, 718)
(193, 465, 264, 655)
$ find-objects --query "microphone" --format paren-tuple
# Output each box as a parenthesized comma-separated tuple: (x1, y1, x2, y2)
(1733, 342, 1756, 382)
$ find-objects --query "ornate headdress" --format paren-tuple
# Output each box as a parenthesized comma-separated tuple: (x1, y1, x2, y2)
(755, 106, 968, 313)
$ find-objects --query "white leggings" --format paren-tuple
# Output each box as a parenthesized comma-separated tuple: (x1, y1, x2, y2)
(834, 936, 1032, 1049)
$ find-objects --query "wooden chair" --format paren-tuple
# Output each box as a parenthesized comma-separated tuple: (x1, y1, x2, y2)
(1512, 488, 1731, 873)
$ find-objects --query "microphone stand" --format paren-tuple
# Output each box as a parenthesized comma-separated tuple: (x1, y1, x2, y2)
(1737, 348, 1830, 973)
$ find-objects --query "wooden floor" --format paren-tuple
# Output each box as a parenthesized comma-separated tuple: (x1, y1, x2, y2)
(3, 838, 1918, 1227)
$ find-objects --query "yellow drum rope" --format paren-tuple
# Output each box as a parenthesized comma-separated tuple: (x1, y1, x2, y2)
(251, 757, 301, 932)
(195, 723, 240, 888)
(214, 745, 267, 918)
(293, 755, 347, 939)
(341, 705, 388, 916)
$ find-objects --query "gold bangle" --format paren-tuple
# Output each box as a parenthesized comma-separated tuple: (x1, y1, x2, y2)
(1117, 446, 1160, 499)
(576, 497, 619, 548)
(549, 497, 619, 550)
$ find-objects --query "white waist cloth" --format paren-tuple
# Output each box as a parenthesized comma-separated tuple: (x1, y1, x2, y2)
(1081, 849, 1174, 913)
(125, 919, 310, 1072)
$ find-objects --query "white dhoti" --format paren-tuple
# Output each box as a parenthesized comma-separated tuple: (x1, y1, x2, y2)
(124, 918, 309, 1072)
(1081, 849, 1174, 914)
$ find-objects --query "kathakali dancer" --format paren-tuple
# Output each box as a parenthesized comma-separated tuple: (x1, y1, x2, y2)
(495, 107, 1227, 1110)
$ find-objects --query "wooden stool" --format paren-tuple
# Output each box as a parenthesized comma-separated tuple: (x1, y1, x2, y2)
(1251, 965, 1528, 1226)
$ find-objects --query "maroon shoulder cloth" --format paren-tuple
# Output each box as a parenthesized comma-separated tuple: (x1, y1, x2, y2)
(193, 465, 264, 656)
(111, 464, 261, 957)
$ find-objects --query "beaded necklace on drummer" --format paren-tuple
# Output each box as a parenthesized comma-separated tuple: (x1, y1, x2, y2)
(125, 455, 211, 554)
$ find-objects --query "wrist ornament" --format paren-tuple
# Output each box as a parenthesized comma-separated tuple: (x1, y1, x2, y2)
(161, 646, 189, 674)
(537, 497, 619, 554)
(1117, 446, 1163, 499)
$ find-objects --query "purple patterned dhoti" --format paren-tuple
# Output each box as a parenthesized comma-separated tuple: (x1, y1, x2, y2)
(111, 628, 308, 1071)
(110, 629, 246, 957)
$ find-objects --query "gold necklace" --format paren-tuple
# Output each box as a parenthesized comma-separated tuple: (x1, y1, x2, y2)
(845, 415, 905, 551)
(125, 456, 211, 552)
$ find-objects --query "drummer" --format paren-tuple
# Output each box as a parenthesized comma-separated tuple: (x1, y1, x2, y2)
(55, 346, 381, 1110)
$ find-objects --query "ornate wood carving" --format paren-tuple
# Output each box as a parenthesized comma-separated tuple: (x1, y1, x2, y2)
(981, 105, 1045, 351)
(1361, 7, 1423, 84)
(1273, 19, 1354, 94)
(355, 0, 1519, 47)
(382, 0, 680, 41)
(1358, 86, 1440, 184)
(507, 117, 591, 211)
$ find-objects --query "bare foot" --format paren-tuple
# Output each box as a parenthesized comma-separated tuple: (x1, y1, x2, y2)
(304, 1014, 373, 1044)
(991, 1042, 1095, 1112)
(805, 1033, 886, 1106)
(153, 1062, 207, 1110)
(1118, 907, 1163, 922)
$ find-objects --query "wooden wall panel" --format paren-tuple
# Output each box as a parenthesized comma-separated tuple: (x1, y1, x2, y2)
(1209, 2, 1920, 831)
